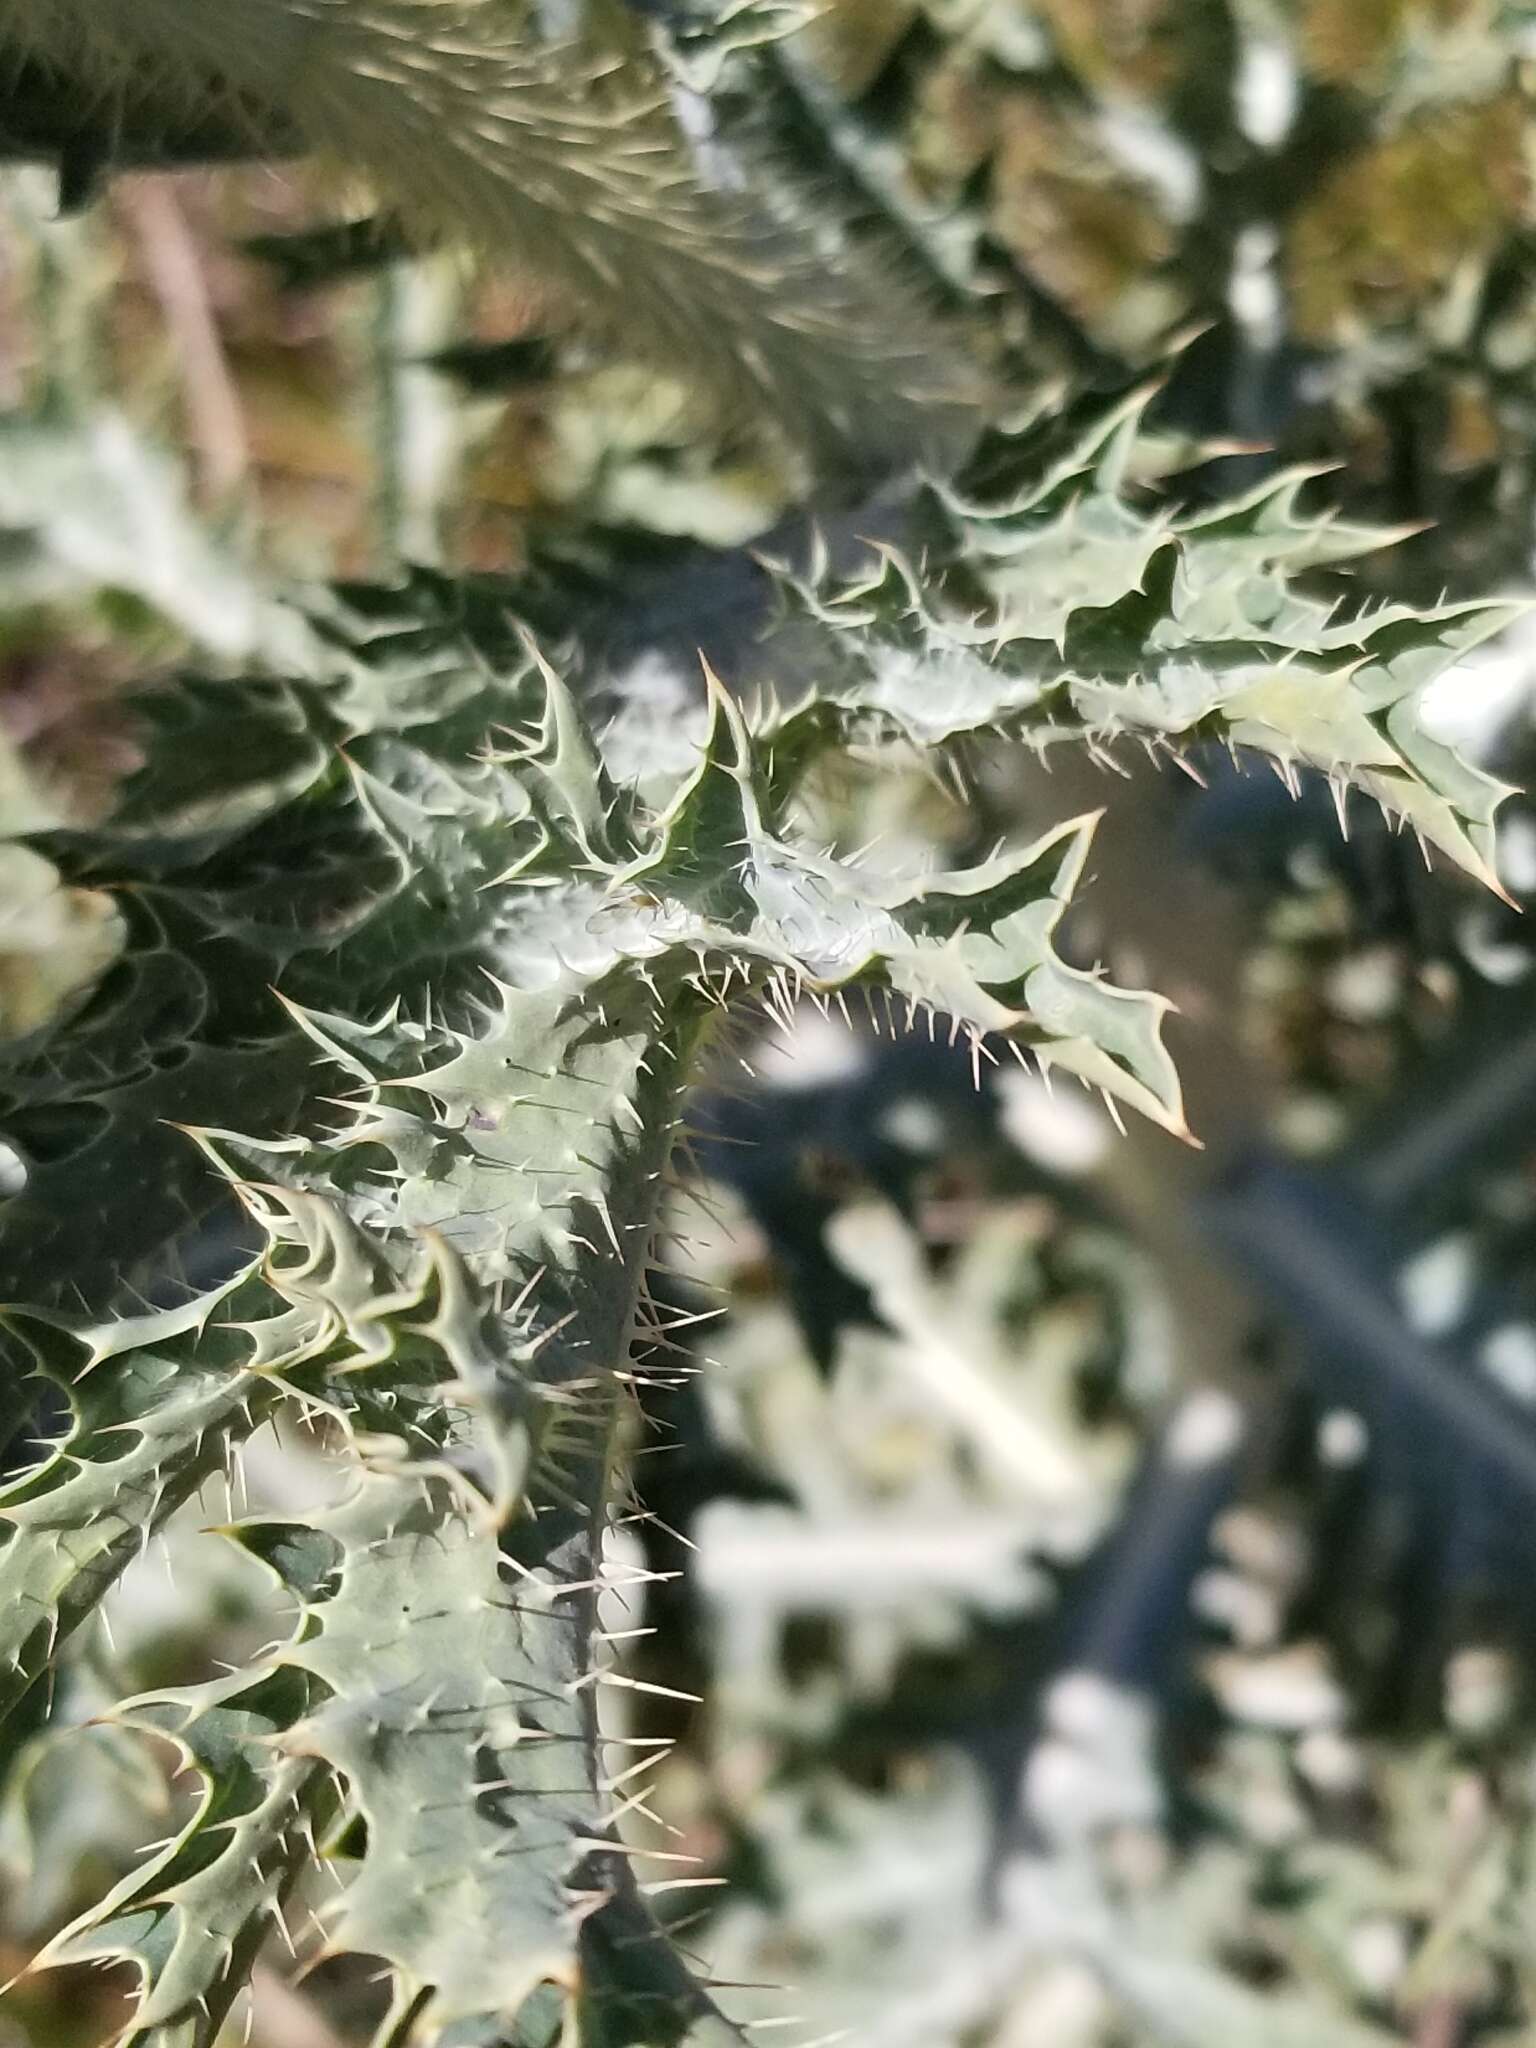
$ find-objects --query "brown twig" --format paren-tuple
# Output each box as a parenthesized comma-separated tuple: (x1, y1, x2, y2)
(1413, 1992, 1466, 2048)
(115, 172, 249, 504)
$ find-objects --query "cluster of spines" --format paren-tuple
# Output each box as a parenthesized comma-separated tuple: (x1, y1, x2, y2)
(0, 371, 1522, 2042)
(752, 382, 1518, 896)
(0, 617, 1196, 2041)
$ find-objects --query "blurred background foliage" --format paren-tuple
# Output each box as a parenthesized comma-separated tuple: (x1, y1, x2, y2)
(15, 4, 1536, 2047)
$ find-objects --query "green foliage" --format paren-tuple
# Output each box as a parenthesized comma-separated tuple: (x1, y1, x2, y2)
(0, 14, 1528, 2046)
(765, 387, 1519, 893)
(0, 351, 1514, 2041)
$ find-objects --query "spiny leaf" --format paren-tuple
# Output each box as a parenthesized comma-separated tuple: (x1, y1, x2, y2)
(762, 385, 1519, 895)
(624, 668, 1186, 1133)
(261, 1474, 603, 2022)
(30, 1665, 330, 2048)
(0, 1284, 272, 1727)
(7, 363, 1522, 2048)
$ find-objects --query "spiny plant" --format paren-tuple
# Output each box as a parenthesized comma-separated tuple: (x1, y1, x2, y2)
(681, 381, 1519, 896)
(759, 0, 1536, 588)
(0, 338, 1521, 2044)
(0, 0, 982, 476)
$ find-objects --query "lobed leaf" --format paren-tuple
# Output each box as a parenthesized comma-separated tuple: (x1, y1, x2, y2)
(762, 385, 1519, 895)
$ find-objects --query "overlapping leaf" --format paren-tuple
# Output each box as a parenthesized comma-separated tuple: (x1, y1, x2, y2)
(3, 379, 1521, 2045)
(763, 386, 1518, 893)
